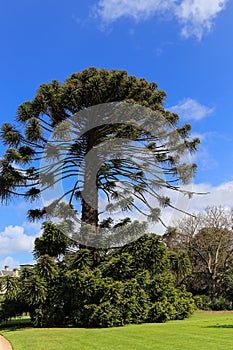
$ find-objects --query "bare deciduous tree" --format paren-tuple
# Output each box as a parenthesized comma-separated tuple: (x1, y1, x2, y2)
(165, 206, 233, 298)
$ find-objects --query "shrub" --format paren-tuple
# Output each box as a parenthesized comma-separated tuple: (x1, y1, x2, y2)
(0, 234, 196, 327)
(193, 295, 211, 310)
(209, 297, 232, 311)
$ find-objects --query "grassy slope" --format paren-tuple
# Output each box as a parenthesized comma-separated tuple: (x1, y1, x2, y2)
(1, 312, 233, 350)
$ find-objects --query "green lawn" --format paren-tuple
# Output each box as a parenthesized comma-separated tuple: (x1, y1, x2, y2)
(1, 312, 233, 350)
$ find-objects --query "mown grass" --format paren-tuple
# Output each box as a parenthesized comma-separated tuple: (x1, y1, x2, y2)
(1, 312, 233, 350)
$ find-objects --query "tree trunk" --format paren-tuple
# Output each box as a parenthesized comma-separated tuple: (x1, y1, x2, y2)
(80, 141, 99, 249)
(81, 130, 99, 224)
(81, 197, 98, 232)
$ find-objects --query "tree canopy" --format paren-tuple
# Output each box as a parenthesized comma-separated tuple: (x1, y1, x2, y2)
(0, 67, 199, 247)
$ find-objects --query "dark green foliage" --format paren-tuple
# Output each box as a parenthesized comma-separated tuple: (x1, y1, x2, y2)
(121, 234, 170, 275)
(224, 270, 233, 306)
(35, 255, 59, 281)
(65, 272, 149, 327)
(147, 274, 195, 322)
(193, 293, 233, 311)
(100, 253, 134, 281)
(67, 248, 94, 271)
(209, 297, 232, 311)
(168, 250, 192, 286)
(193, 295, 211, 310)
(84, 279, 150, 327)
(0, 233, 195, 327)
(0, 276, 27, 321)
(33, 221, 73, 259)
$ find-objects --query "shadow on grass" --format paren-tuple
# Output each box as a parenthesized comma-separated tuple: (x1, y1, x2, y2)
(0, 318, 32, 332)
(205, 325, 233, 329)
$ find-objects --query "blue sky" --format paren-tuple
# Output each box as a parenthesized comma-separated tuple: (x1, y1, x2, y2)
(0, 0, 233, 268)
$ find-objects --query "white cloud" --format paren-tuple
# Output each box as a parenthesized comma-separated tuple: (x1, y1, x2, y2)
(169, 98, 214, 121)
(95, 0, 173, 22)
(173, 182, 225, 213)
(0, 225, 39, 256)
(95, 0, 228, 39)
(185, 181, 233, 209)
(153, 180, 233, 234)
(176, 0, 228, 40)
(99, 179, 233, 236)
(0, 256, 20, 270)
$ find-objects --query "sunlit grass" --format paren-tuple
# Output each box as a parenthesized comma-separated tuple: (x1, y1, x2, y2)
(1, 312, 233, 350)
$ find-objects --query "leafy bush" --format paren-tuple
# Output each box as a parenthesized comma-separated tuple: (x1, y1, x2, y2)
(209, 297, 232, 311)
(0, 234, 196, 327)
(193, 295, 211, 310)
(193, 294, 233, 311)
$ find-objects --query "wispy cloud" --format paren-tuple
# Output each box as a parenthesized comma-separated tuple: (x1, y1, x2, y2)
(0, 225, 39, 256)
(95, 0, 228, 39)
(153, 180, 233, 233)
(176, 0, 228, 40)
(95, 0, 172, 22)
(0, 256, 20, 270)
(169, 98, 214, 121)
(178, 181, 233, 213)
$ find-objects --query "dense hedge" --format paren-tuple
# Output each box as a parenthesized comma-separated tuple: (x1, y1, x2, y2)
(0, 234, 195, 327)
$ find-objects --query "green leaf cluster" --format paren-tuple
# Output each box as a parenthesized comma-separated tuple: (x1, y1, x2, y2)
(0, 232, 195, 327)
